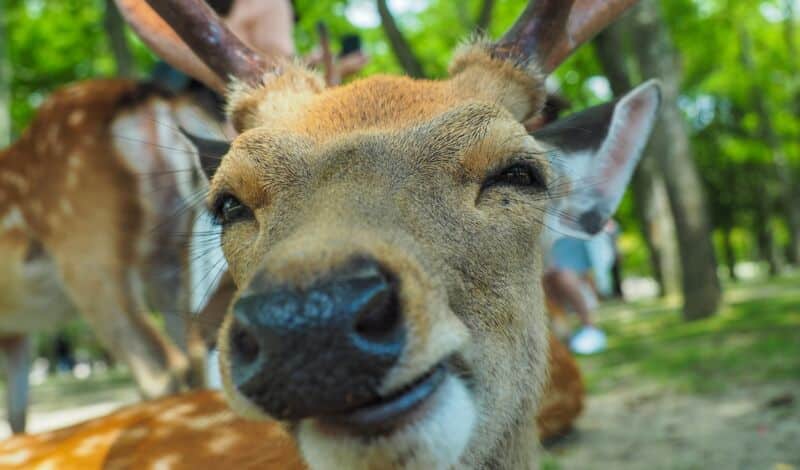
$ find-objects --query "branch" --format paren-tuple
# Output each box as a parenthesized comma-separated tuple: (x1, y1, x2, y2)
(593, 22, 633, 95)
(376, 0, 425, 78)
(476, 0, 495, 32)
(104, 0, 135, 78)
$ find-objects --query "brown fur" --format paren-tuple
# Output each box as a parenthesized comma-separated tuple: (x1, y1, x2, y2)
(0, 357, 580, 470)
(537, 336, 584, 442)
(208, 44, 556, 469)
(0, 391, 305, 470)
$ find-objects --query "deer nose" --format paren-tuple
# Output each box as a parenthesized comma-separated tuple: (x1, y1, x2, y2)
(228, 258, 405, 420)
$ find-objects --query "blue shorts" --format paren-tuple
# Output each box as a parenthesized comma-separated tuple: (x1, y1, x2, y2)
(550, 237, 592, 273)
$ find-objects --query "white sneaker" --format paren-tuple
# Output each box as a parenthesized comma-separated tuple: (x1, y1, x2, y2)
(570, 326, 607, 355)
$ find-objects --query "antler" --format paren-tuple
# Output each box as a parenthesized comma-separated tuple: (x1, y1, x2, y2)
(491, 0, 638, 73)
(116, 0, 271, 92)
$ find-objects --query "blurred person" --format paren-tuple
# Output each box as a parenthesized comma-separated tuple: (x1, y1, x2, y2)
(53, 333, 75, 374)
(586, 219, 621, 299)
(542, 232, 607, 355)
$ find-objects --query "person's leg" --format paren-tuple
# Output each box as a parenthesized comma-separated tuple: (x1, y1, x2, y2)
(543, 268, 594, 327)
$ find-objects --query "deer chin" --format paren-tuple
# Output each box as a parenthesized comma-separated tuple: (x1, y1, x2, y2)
(297, 371, 476, 470)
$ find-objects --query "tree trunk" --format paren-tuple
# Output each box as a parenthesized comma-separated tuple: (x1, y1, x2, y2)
(784, 0, 800, 119)
(628, 0, 721, 320)
(0, 1, 11, 147)
(755, 203, 781, 277)
(104, 0, 135, 78)
(722, 228, 737, 282)
(594, 25, 681, 297)
(376, 0, 425, 78)
(739, 27, 800, 265)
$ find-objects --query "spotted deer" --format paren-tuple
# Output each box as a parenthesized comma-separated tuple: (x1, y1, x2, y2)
(0, 334, 583, 469)
(0, 78, 230, 433)
(3, 0, 659, 468)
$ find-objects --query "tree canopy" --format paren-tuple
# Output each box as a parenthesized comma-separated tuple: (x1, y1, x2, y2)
(3, 0, 798, 284)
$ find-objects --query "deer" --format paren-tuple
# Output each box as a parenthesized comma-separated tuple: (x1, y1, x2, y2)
(0, 77, 231, 433)
(0, 356, 581, 470)
(1, 0, 660, 468)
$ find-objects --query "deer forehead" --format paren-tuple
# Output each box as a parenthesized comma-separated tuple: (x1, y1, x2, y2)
(212, 75, 545, 204)
(227, 44, 545, 132)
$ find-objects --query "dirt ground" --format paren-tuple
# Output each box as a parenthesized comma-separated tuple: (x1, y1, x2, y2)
(546, 380, 800, 470)
(5, 379, 797, 469)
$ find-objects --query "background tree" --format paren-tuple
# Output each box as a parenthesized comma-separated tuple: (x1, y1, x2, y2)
(594, 23, 681, 298)
(103, 0, 134, 78)
(628, 0, 722, 319)
(0, 0, 11, 147)
(376, 0, 425, 78)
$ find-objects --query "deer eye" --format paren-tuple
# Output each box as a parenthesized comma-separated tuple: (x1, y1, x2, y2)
(212, 194, 253, 225)
(482, 163, 547, 191)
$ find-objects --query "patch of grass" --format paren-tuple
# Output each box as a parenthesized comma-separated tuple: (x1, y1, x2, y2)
(580, 272, 800, 394)
(540, 454, 563, 470)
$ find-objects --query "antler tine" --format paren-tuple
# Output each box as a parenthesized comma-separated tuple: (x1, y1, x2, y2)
(116, 0, 221, 92)
(142, 0, 270, 88)
(490, 0, 575, 69)
(545, 0, 639, 71)
(492, 0, 638, 74)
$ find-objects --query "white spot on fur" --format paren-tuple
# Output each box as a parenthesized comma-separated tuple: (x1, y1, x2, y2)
(300, 375, 476, 470)
(157, 403, 197, 423)
(124, 426, 149, 440)
(68, 110, 86, 127)
(0, 172, 28, 193)
(207, 432, 241, 454)
(68, 154, 82, 168)
(0, 448, 31, 465)
(34, 458, 59, 470)
(60, 199, 74, 215)
(1, 206, 25, 230)
(150, 453, 180, 470)
(184, 410, 236, 431)
(72, 432, 117, 457)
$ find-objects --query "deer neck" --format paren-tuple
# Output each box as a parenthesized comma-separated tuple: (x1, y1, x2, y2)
(481, 399, 540, 470)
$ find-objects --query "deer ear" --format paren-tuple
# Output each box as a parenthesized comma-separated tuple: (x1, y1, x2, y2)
(179, 128, 230, 181)
(532, 80, 661, 238)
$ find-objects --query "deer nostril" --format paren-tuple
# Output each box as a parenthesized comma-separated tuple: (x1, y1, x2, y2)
(230, 323, 260, 366)
(353, 286, 401, 343)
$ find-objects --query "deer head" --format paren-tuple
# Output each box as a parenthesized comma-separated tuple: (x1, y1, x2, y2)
(125, 1, 659, 468)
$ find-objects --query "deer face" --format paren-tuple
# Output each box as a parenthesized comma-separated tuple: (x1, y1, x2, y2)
(209, 64, 552, 469)
(126, 0, 657, 468)
(191, 51, 658, 470)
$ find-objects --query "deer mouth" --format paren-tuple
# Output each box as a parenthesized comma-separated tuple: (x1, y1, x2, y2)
(316, 363, 447, 436)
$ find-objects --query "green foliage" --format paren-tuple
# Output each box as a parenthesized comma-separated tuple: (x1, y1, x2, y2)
(3, 0, 799, 268)
(5, 0, 155, 136)
(581, 272, 800, 394)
